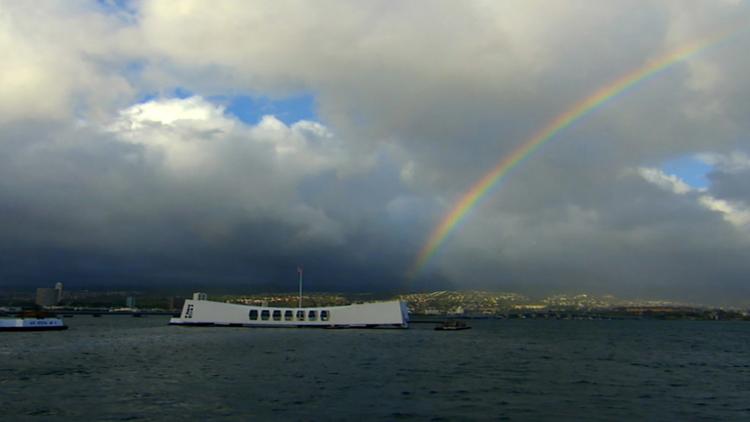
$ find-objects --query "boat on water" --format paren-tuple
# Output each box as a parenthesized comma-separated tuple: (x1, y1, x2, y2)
(434, 320, 471, 331)
(0, 311, 68, 332)
(169, 293, 409, 329)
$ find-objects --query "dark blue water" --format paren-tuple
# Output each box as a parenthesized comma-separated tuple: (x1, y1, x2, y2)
(2, 317, 749, 420)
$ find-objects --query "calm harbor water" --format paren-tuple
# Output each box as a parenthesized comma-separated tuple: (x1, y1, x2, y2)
(2, 317, 749, 421)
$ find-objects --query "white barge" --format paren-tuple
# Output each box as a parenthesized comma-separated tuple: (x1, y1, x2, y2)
(169, 294, 409, 329)
(0, 317, 68, 332)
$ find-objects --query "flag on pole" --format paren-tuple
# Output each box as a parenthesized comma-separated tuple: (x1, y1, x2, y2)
(297, 265, 304, 309)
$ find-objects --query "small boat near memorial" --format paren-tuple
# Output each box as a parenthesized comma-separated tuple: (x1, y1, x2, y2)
(434, 320, 471, 331)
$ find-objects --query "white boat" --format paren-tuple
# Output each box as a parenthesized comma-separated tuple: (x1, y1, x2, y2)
(169, 294, 409, 329)
(0, 316, 68, 331)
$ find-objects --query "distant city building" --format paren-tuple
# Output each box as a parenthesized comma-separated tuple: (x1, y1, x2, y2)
(448, 306, 465, 316)
(35, 288, 58, 307)
(126, 296, 136, 308)
(193, 292, 208, 301)
(54, 282, 63, 303)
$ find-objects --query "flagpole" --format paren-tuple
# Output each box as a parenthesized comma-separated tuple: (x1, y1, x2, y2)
(298, 266, 303, 308)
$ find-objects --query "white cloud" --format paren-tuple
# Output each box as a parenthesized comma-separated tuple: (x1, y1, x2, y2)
(109, 96, 347, 177)
(639, 166, 750, 229)
(698, 195, 750, 227)
(637, 167, 695, 195)
(116, 96, 232, 130)
(697, 151, 750, 173)
(109, 97, 234, 172)
(0, 2, 137, 124)
(97, 95, 356, 247)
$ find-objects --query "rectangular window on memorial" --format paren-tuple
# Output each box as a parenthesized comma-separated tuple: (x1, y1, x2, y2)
(321, 310, 329, 321)
(296, 310, 305, 321)
(249, 310, 258, 320)
(284, 310, 293, 321)
(273, 310, 281, 321)
(261, 310, 270, 320)
(308, 310, 317, 321)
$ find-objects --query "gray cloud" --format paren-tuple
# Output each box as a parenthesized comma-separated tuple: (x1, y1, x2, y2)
(1, 1, 750, 304)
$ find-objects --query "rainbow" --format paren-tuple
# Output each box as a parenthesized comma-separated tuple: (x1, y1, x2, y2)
(409, 25, 744, 277)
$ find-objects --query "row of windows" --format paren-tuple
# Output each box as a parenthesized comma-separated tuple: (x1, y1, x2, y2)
(248, 309, 330, 322)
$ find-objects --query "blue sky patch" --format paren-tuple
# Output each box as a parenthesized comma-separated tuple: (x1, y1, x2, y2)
(134, 87, 193, 104)
(221, 94, 318, 125)
(95, 0, 137, 21)
(661, 155, 713, 189)
(173, 87, 194, 99)
(136, 93, 158, 104)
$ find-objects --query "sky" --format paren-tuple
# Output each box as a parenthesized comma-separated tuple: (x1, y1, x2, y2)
(1, 1, 750, 304)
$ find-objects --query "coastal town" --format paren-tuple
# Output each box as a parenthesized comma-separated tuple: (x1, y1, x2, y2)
(2, 285, 749, 321)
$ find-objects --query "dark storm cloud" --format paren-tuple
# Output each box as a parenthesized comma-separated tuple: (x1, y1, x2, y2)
(437, 169, 750, 303)
(706, 154, 750, 202)
(0, 100, 424, 292)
